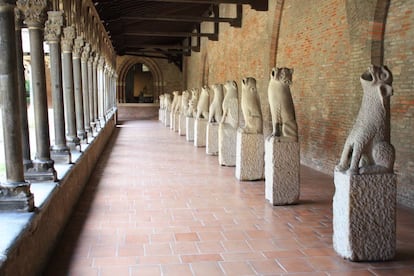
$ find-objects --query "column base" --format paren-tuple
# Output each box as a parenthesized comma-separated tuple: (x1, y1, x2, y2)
(23, 159, 33, 171)
(77, 130, 87, 141)
(179, 114, 186, 136)
(51, 147, 72, 164)
(194, 118, 207, 147)
(206, 123, 219, 155)
(25, 159, 58, 182)
(0, 182, 34, 212)
(218, 123, 237, 166)
(235, 130, 264, 181)
(265, 137, 300, 205)
(66, 135, 81, 148)
(186, 117, 195, 142)
(333, 171, 396, 261)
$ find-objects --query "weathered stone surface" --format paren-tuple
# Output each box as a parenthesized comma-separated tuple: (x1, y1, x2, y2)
(164, 110, 171, 127)
(206, 123, 219, 155)
(333, 171, 396, 261)
(235, 131, 264, 180)
(194, 118, 207, 147)
(265, 138, 300, 205)
(159, 108, 163, 122)
(186, 117, 195, 142)
(218, 123, 237, 166)
(179, 114, 186, 136)
(173, 111, 180, 132)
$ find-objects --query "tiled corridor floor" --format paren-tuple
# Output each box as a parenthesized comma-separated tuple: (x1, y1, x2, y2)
(44, 120, 414, 276)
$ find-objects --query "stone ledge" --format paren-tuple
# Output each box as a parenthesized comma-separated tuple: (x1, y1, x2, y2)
(0, 112, 116, 275)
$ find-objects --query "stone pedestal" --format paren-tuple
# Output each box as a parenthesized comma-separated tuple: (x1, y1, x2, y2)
(333, 171, 396, 261)
(265, 138, 300, 205)
(164, 111, 171, 127)
(206, 123, 219, 155)
(159, 109, 164, 122)
(218, 123, 237, 166)
(186, 117, 195, 142)
(174, 112, 180, 132)
(179, 114, 186, 136)
(194, 118, 207, 147)
(235, 131, 264, 181)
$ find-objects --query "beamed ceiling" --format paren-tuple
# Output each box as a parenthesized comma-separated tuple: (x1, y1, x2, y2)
(92, 0, 268, 68)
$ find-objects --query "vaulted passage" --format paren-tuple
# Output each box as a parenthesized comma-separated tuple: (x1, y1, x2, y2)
(42, 120, 414, 275)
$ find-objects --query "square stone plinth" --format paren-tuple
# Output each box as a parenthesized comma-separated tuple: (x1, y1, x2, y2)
(194, 118, 207, 147)
(179, 114, 186, 136)
(235, 131, 264, 181)
(186, 117, 195, 142)
(174, 112, 180, 132)
(218, 123, 237, 166)
(164, 111, 171, 127)
(170, 111, 174, 130)
(265, 138, 300, 205)
(206, 123, 219, 155)
(333, 171, 396, 261)
(159, 109, 163, 122)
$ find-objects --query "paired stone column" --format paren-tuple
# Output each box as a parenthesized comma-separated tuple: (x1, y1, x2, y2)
(45, 10, 71, 163)
(17, 0, 57, 182)
(97, 56, 106, 126)
(61, 26, 80, 147)
(73, 36, 86, 140)
(92, 54, 100, 129)
(87, 52, 95, 132)
(0, 0, 34, 211)
(81, 43, 91, 135)
(14, 7, 32, 170)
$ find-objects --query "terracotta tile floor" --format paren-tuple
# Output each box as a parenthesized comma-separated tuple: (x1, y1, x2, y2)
(43, 120, 414, 276)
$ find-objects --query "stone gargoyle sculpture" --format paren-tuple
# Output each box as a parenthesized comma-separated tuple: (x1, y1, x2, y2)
(336, 65, 395, 175)
(187, 88, 199, 118)
(208, 84, 224, 123)
(164, 93, 172, 112)
(181, 90, 190, 116)
(171, 91, 180, 113)
(159, 94, 165, 109)
(221, 80, 239, 129)
(196, 85, 210, 119)
(240, 77, 263, 134)
(268, 67, 298, 141)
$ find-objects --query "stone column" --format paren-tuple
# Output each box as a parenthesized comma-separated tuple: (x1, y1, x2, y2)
(14, 7, 32, 170)
(73, 36, 86, 140)
(97, 57, 106, 126)
(45, 10, 71, 164)
(0, 0, 34, 211)
(17, 0, 57, 182)
(92, 53, 99, 130)
(81, 43, 91, 135)
(87, 53, 95, 132)
(61, 26, 80, 147)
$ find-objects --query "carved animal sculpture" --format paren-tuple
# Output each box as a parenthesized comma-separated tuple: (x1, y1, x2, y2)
(174, 95, 182, 114)
(221, 80, 239, 129)
(171, 91, 180, 113)
(164, 93, 172, 112)
(240, 77, 262, 134)
(208, 84, 224, 123)
(196, 86, 210, 119)
(268, 67, 298, 141)
(336, 65, 395, 175)
(181, 90, 190, 116)
(187, 88, 199, 117)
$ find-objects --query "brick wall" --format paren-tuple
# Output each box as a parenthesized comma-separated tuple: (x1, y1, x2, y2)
(183, 0, 414, 208)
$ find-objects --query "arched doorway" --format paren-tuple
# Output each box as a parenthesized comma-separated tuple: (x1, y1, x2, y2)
(125, 63, 154, 103)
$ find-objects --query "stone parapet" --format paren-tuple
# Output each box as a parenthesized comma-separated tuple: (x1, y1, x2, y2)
(333, 171, 397, 261)
(265, 138, 300, 205)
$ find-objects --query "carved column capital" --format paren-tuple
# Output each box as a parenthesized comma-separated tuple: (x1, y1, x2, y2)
(44, 10, 63, 43)
(98, 56, 105, 69)
(61, 26, 75, 52)
(94, 53, 100, 65)
(14, 7, 23, 30)
(73, 36, 84, 58)
(81, 42, 91, 62)
(16, 0, 48, 29)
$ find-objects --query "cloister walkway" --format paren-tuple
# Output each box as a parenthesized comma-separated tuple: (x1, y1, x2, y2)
(44, 120, 414, 275)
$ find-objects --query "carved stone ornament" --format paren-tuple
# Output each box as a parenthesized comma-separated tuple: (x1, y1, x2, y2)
(72, 36, 84, 58)
(240, 77, 263, 134)
(336, 65, 395, 175)
(14, 7, 23, 30)
(98, 56, 105, 69)
(44, 11, 63, 43)
(61, 26, 75, 52)
(17, 0, 48, 28)
(82, 43, 91, 61)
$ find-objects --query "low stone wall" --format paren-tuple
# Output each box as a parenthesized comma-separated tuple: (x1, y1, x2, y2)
(117, 103, 160, 121)
(0, 113, 116, 276)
